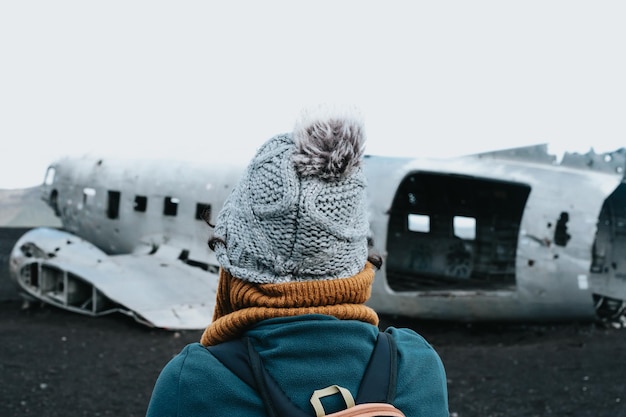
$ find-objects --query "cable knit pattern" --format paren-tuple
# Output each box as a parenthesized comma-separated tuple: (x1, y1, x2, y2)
(200, 263, 379, 346)
(211, 105, 370, 284)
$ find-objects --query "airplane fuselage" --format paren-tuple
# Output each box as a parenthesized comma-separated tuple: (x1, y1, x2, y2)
(9, 146, 626, 328)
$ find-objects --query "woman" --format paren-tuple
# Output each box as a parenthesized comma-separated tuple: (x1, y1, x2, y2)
(146, 105, 449, 417)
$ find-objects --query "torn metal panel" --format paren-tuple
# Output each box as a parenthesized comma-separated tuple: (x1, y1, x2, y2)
(474, 144, 557, 164)
(561, 148, 626, 175)
(474, 144, 626, 177)
(589, 181, 626, 322)
(10, 228, 217, 329)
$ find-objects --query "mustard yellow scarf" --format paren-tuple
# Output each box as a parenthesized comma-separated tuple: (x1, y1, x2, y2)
(201, 263, 379, 346)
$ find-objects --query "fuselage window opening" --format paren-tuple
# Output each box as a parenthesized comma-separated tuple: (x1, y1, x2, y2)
(44, 167, 56, 185)
(107, 190, 121, 220)
(196, 203, 211, 221)
(453, 216, 476, 241)
(49, 190, 61, 217)
(134, 195, 148, 212)
(164, 197, 179, 216)
(408, 214, 430, 233)
(83, 188, 96, 206)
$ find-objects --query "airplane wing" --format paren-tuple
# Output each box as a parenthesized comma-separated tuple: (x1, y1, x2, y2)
(9, 228, 218, 330)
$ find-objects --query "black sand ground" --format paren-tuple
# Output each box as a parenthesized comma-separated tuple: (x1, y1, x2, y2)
(1, 228, 625, 417)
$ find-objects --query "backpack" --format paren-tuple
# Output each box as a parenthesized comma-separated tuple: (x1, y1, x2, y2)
(207, 332, 406, 417)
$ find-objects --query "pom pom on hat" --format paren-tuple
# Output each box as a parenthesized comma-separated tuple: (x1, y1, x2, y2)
(293, 104, 366, 181)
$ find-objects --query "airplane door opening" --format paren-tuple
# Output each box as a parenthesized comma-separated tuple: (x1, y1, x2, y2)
(385, 172, 531, 291)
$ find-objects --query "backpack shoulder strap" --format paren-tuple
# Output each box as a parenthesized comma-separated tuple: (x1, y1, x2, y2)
(207, 331, 398, 416)
(355, 331, 398, 404)
(208, 337, 308, 417)
(205, 337, 256, 388)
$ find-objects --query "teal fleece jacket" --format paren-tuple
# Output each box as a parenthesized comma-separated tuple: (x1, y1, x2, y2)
(146, 315, 449, 417)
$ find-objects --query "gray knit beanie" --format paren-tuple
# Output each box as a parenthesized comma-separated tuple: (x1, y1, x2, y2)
(212, 105, 370, 283)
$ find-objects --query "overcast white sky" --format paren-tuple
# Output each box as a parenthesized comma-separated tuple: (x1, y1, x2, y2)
(1, 1, 625, 189)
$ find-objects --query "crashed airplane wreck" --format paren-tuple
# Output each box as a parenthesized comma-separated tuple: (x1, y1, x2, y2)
(8, 144, 626, 329)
